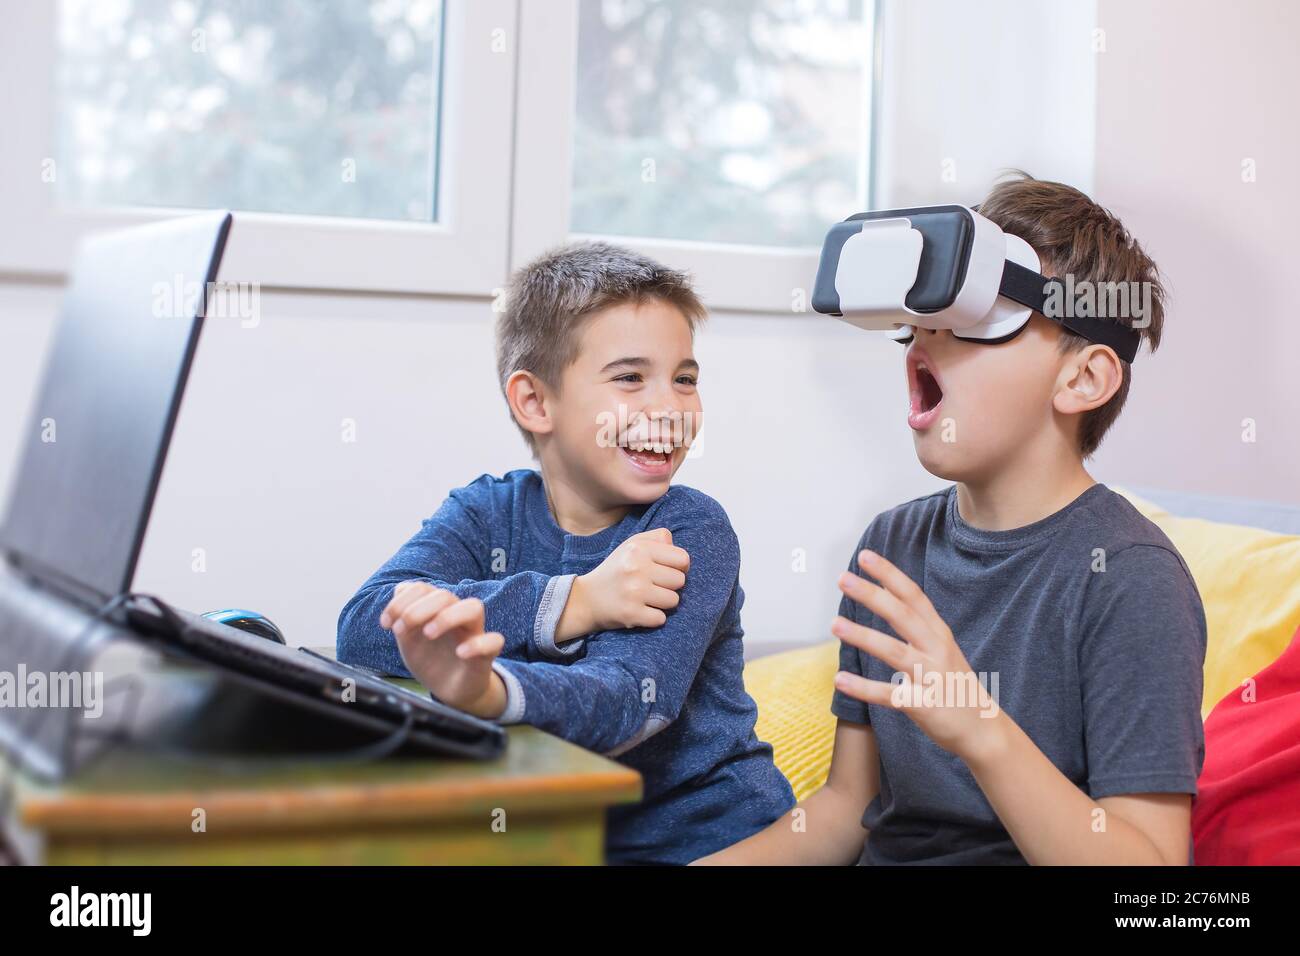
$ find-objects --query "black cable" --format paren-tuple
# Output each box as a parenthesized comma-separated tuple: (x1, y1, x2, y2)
(73, 710, 418, 774)
(151, 712, 416, 767)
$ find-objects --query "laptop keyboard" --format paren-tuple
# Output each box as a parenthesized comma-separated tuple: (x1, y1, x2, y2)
(149, 606, 500, 740)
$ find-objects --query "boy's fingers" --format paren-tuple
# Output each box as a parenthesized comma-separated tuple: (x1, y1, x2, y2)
(455, 631, 505, 660)
(651, 565, 687, 591)
(393, 588, 455, 635)
(630, 528, 672, 547)
(636, 607, 668, 629)
(651, 543, 691, 572)
(422, 597, 483, 640)
(384, 580, 435, 619)
(381, 580, 430, 627)
(831, 616, 912, 672)
(838, 571, 931, 652)
(423, 597, 486, 640)
(857, 550, 947, 635)
(832, 671, 896, 708)
(646, 585, 681, 611)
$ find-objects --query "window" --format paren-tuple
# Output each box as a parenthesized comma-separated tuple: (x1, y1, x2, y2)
(571, 0, 875, 248)
(3, 0, 514, 295)
(56, 0, 446, 224)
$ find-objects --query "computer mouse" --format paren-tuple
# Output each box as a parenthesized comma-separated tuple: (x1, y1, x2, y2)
(203, 608, 287, 644)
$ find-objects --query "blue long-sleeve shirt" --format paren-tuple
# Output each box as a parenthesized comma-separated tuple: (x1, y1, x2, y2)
(337, 468, 794, 864)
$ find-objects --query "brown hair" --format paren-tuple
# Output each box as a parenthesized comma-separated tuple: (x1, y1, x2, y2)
(495, 241, 707, 450)
(977, 172, 1166, 457)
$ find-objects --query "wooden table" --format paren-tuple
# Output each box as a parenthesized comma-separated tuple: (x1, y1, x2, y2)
(5, 673, 642, 865)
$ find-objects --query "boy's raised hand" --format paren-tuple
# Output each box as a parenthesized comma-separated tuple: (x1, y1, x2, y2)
(380, 581, 506, 719)
(831, 549, 1000, 763)
(560, 528, 691, 639)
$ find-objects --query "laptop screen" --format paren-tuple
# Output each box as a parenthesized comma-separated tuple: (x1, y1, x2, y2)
(0, 212, 231, 604)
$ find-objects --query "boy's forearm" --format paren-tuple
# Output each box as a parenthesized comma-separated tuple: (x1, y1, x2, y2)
(501, 528, 732, 752)
(493, 656, 653, 753)
(553, 573, 594, 643)
(966, 711, 1183, 865)
(458, 672, 508, 721)
(344, 571, 583, 666)
(694, 784, 868, 866)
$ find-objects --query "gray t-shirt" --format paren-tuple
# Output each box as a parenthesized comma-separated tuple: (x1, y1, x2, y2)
(830, 483, 1207, 865)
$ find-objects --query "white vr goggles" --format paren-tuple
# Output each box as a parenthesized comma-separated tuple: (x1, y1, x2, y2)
(812, 204, 1140, 363)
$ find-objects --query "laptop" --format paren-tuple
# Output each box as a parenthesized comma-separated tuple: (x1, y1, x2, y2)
(0, 212, 505, 765)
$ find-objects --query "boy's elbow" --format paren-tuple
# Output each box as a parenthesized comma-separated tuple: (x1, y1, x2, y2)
(334, 623, 361, 665)
(334, 615, 362, 665)
(601, 671, 681, 756)
(335, 588, 383, 663)
(604, 712, 674, 758)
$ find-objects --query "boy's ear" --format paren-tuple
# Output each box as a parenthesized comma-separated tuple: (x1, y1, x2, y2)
(505, 369, 554, 441)
(1052, 344, 1123, 417)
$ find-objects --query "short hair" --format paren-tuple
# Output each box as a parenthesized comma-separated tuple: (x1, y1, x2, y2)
(977, 172, 1166, 457)
(495, 241, 707, 450)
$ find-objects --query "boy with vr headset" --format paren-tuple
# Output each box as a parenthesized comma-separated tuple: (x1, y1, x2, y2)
(698, 172, 1207, 865)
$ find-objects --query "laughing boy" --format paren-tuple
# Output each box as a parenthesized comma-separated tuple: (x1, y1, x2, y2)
(337, 242, 793, 864)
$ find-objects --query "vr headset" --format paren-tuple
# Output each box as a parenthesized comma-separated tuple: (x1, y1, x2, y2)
(811, 204, 1140, 363)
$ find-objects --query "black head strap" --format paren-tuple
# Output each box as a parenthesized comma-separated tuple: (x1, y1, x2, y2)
(999, 260, 1141, 363)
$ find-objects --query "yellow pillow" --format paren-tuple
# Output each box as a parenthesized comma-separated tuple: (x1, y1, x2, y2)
(1115, 489, 1300, 717)
(744, 641, 839, 801)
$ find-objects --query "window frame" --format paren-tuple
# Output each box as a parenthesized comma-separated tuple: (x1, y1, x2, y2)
(510, 0, 881, 314)
(0, 0, 519, 296)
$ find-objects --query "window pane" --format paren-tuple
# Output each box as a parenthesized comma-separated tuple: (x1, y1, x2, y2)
(56, 0, 444, 222)
(572, 0, 872, 248)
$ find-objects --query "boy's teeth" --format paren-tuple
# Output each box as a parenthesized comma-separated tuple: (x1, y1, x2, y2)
(628, 441, 672, 454)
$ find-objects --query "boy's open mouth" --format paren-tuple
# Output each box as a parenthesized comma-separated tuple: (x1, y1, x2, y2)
(917, 365, 943, 412)
(907, 349, 945, 430)
(621, 440, 675, 477)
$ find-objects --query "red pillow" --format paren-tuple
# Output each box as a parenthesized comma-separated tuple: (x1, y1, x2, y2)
(1193, 624, 1300, 865)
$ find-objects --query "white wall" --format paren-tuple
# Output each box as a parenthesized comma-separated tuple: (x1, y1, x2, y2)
(1088, 0, 1300, 503)
(875, 0, 1097, 205)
